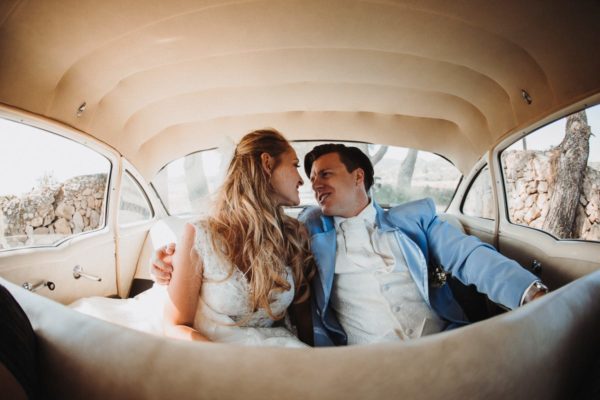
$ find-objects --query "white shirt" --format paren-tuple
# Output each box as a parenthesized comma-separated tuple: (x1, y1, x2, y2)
(330, 202, 445, 345)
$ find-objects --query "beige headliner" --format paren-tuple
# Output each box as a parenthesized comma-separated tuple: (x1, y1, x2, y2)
(1, 0, 599, 179)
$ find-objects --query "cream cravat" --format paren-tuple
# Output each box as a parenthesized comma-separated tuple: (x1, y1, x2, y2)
(338, 207, 396, 271)
(340, 217, 373, 269)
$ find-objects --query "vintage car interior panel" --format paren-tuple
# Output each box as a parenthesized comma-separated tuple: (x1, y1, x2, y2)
(0, 109, 121, 304)
(447, 156, 496, 246)
(492, 96, 600, 290)
(115, 159, 161, 297)
(132, 215, 188, 285)
(0, 1, 598, 398)
(3, 271, 599, 399)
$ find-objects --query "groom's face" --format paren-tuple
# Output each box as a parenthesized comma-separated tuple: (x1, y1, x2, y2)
(309, 152, 365, 218)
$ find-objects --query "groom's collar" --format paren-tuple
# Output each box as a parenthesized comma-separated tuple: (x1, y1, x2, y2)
(374, 202, 398, 232)
(318, 200, 398, 233)
(332, 200, 376, 230)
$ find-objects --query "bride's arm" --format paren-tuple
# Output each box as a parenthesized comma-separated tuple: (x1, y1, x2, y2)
(163, 223, 210, 342)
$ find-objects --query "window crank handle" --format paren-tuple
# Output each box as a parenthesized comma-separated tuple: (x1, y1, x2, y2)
(73, 265, 102, 282)
(22, 280, 55, 292)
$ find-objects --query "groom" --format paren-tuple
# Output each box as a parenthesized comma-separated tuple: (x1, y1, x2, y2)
(299, 144, 545, 346)
(152, 144, 547, 346)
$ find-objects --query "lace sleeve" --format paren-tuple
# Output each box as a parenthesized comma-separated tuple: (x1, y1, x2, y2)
(190, 221, 228, 279)
(190, 221, 210, 277)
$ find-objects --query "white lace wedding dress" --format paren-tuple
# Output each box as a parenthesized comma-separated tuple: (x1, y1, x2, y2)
(190, 222, 306, 347)
(70, 221, 307, 348)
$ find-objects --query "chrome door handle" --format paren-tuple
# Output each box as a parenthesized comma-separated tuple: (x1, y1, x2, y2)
(73, 265, 102, 282)
(22, 280, 55, 292)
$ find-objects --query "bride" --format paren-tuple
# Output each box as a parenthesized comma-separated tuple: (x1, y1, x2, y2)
(162, 129, 314, 347)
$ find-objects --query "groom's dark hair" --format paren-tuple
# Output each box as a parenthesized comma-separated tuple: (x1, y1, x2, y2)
(304, 144, 374, 191)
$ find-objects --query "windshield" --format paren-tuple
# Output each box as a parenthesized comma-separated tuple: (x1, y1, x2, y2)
(152, 141, 461, 215)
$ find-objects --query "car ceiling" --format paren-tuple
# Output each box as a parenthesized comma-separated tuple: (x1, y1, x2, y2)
(0, 0, 599, 180)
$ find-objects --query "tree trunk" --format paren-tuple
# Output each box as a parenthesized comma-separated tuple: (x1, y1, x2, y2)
(184, 154, 209, 212)
(353, 144, 388, 166)
(153, 169, 170, 209)
(542, 111, 591, 238)
(369, 145, 388, 165)
(397, 149, 419, 189)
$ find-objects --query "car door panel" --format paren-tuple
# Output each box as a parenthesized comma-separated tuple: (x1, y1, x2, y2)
(446, 214, 496, 247)
(0, 229, 117, 304)
(498, 223, 600, 290)
(117, 224, 153, 297)
(0, 112, 120, 304)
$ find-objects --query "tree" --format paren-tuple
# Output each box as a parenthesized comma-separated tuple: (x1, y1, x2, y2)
(369, 145, 388, 165)
(153, 171, 170, 209)
(184, 154, 209, 213)
(543, 111, 591, 238)
(35, 171, 58, 189)
(353, 144, 388, 166)
(396, 149, 419, 189)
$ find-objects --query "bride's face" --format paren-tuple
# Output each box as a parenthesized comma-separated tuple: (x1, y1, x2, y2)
(270, 147, 304, 206)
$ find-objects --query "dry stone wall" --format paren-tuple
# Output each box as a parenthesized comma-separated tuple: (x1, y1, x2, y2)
(503, 150, 599, 241)
(0, 174, 107, 249)
(2, 157, 598, 249)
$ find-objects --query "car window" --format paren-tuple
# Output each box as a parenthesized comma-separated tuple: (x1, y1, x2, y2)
(372, 146, 461, 211)
(153, 141, 461, 215)
(462, 165, 494, 220)
(294, 142, 461, 212)
(500, 104, 600, 241)
(152, 148, 224, 216)
(0, 118, 110, 251)
(118, 171, 153, 226)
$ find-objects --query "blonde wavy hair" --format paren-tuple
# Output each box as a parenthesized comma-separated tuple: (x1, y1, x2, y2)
(205, 129, 315, 320)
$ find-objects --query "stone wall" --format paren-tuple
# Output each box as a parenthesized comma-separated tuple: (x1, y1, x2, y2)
(1, 157, 598, 249)
(0, 174, 107, 249)
(503, 150, 599, 240)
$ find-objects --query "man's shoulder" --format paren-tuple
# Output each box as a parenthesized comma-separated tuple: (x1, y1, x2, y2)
(298, 206, 326, 234)
(386, 197, 436, 219)
(298, 205, 322, 222)
(381, 198, 437, 231)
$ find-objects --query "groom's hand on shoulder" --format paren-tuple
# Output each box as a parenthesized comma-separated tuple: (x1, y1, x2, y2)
(150, 243, 176, 285)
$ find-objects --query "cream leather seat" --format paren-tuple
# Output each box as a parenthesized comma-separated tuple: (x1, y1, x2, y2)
(2, 270, 599, 400)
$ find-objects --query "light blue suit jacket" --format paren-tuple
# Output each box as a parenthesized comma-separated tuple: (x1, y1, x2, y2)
(299, 198, 538, 346)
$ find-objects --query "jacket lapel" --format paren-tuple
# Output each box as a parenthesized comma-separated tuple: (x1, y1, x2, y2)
(310, 215, 337, 313)
(374, 202, 430, 306)
(392, 230, 430, 306)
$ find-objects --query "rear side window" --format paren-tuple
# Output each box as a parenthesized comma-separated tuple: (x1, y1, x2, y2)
(500, 104, 600, 241)
(118, 171, 153, 226)
(462, 165, 494, 219)
(152, 148, 224, 216)
(370, 146, 460, 211)
(295, 142, 461, 212)
(153, 142, 462, 215)
(0, 118, 110, 251)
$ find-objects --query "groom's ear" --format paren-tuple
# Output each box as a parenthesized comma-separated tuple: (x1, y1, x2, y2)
(354, 168, 365, 187)
(260, 152, 274, 176)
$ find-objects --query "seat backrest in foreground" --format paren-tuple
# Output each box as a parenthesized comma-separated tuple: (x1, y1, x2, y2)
(2, 270, 599, 400)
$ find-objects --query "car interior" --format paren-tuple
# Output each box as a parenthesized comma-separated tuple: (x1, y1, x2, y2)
(0, 1, 599, 399)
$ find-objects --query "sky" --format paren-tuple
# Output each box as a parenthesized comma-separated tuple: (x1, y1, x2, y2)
(507, 105, 600, 158)
(1, 104, 599, 197)
(0, 119, 109, 196)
